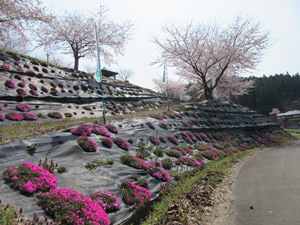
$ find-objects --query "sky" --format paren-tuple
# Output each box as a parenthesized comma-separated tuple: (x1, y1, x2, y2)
(39, 0, 300, 90)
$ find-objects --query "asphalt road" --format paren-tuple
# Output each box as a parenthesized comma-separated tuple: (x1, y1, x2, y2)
(226, 140, 300, 225)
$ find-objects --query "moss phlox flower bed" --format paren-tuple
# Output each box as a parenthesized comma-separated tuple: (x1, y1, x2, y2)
(104, 124, 118, 134)
(0, 113, 4, 121)
(5, 112, 24, 121)
(112, 136, 129, 150)
(101, 137, 113, 148)
(77, 136, 98, 152)
(146, 121, 155, 129)
(4, 80, 15, 88)
(16, 103, 31, 112)
(179, 156, 204, 167)
(38, 188, 110, 225)
(71, 126, 92, 136)
(167, 135, 179, 145)
(3, 161, 58, 194)
(149, 135, 160, 145)
(20, 112, 38, 120)
(90, 191, 121, 213)
(120, 180, 151, 208)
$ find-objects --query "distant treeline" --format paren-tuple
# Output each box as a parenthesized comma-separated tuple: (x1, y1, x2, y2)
(232, 73, 300, 115)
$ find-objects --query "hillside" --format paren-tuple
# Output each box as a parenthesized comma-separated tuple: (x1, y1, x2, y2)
(0, 50, 294, 225)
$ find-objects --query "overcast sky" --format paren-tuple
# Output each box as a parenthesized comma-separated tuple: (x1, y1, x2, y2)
(40, 0, 300, 90)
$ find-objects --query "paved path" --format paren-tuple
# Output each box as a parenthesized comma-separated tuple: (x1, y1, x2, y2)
(226, 140, 300, 225)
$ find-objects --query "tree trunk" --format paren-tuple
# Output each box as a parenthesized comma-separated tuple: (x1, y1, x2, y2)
(204, 86, 213, 100)
(74, 56, 79, 72)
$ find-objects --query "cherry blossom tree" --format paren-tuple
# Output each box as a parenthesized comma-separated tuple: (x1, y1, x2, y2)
(0, 0, 52, 40)
(153, 16, 269, 100)
(36, 7, 133, 72)
(117, 69, 134, 81)
(153, 77, 189, 101)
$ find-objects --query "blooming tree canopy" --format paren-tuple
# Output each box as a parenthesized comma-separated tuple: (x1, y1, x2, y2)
(0, 0, 52, 40)
(152, 16, 269, 99)
(36, 7, 134, 72)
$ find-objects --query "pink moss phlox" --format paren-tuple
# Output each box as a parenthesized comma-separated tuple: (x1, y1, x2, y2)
(185, 131, 197, 142)
(39, 188, 110, 225)
(5, 112, 24, 121)
(71, 126, 92, 136)
(101, 137, 113, 148)
(14, 74, 23, 80)
(16, 103, 31, 112)
(149, 135, 160, 145)
(29, 83, 37, 90)
(20, 112, 38, 121)
(113, 136, 129, 151)
(3, 161, 57, 194)
(146, 164, 171, 181)
(146, 121, 155, 129)
(179, 156, 201, 167)
(158, 121, 168, 130)
(180, 131, 193, 144)
(0, 105, 2, 110)
(149, 114, 164, 120)
(4, 79, 15, 88)
(2, 65, 10, 69)
(16, 88, 26, 96)
(90, 126, 111, 137)
(17, 82, 25, 87)
(121, 180, 151, 208)
(0, 113, 5, 121)
(90, 190, 121, 213)
(104, 124, 118, 134)
(77, 136, 98, 152)
(167, 135, 179, 145)
(26, 70, 36, 75)
(29, 89, 39, 96)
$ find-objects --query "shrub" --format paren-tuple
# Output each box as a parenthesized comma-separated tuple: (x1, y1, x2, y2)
(149, 114, 164, 120)
(145, 164, 171, 181)
(0, 113, 5, 121)
(47, 112, 62, 119)
(146, 121, 155, 129)
(149, 135, 160, 145)
(40, 86, 48, 93)
(181, 131, 193, 144)
(161, 158, 173, 170)
(112, 136, 129, 150)
(179, 156, 202, 167)
(29, 89, 39, 96)
(105, 124, 118, 134)
(29, 83, 37, 90)
(137, 177, 149, 188)
(159, 136, 167, 143)
(90, 191, 121, 213)
(4, 80, 15, 88)
(2, 65, 10, 69)
(3, 161, 57, 195)
(77, 136, 97, 152)
(185, 131, 197, 143)
(64, 112, 73, 118)
(120, 180, 151, 208)
(90, 126, 111, 137)
(164, 148, 182, 158)
(26, 70, 35, 75)
(83, 105, 92, 111)
(153, 147, 163, 157)
(158, 121, 168, 130)
(16, 103, 31, 112)
(101, 137, 113, 148)
(167, 135, 179, 145)
(20, 112, 38, 121)
(120, 155, 146, 169)
(38, 188, 110, 225)
(5, 112, 23, 121)
(128, 138, 134, 144)
(16, 88, 26, 96)
(71, 126, 92, 136)
(50, 88, 58, 96)
(17, 82, 25, 87)
(58, 83, 64, 88)
(14, 74, 22, 80)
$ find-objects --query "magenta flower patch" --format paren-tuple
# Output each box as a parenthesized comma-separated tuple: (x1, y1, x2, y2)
(112, 136, 129, 151)
(180, 131, 193, 144)
(101, 137, 113, 148)
(20, 112, 38, 121)
(149, 114, 164, 120)
(16, 88, 26, 96)
(146, 121, 155, 129)
(83, 105, 92, 111)
(4, 80, 15, 88)
(90, 190, 121, 213)
(158, 121, 168, 130)
(16, 103, 31, 112)
(121, 180, 151, 208)
(14, 74, 23, 80)
(77, 136, 97, 152)
(17, 82, 25, 87)
(38, 188, 110, 225)
(179, 156, 202, 167)
(2, 65, 10, 69)
(167, 135, 179, 145)
(29, 89, 39, 96)
(105, 124, 118, 134)
(29, 83, 37, 90)
(0, 113, 5, 121)
(149, 135, 160, 145)
(26, 70, 36, 75)
(5, 112, 24, 121)
(71, 126, 92, 136)
(41, 86, 48, 93)
(3, 161, 57, 195)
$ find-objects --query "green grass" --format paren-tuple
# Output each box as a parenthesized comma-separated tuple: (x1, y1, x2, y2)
(285, 129, 300, 134)
(141, 148, 261, 225)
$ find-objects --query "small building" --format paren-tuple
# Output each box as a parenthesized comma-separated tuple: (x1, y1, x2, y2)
(101, 68, 118, 79)
(277, 110, 300, 128)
